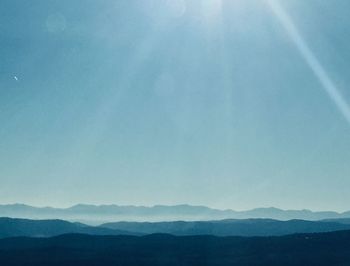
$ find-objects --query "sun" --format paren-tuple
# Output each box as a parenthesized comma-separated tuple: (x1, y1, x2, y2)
(201, 0, 223, 21)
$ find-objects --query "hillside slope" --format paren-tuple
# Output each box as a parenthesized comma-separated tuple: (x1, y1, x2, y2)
(0, 230, 350, 265)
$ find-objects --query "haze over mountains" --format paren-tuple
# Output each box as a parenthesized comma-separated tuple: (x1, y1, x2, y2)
(101, 219, 350, 237)
(2, 217, 350, 238)
(2, 210, 350, 265)
(1, 204, 349, 223)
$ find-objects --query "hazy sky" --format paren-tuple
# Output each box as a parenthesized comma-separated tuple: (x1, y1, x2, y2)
(1, 0, 350, 211)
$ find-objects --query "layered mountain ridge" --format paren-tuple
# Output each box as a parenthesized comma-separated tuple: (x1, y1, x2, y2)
(0, 203, 349, 223)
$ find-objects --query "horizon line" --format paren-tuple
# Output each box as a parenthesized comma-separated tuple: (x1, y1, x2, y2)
(0, 202, 348, 214)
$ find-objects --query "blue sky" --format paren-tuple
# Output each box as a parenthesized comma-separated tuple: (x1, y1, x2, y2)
(0, 0, 350, 211)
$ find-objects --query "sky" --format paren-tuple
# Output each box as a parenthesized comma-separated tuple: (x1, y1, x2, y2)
(0, 0, 350, 211)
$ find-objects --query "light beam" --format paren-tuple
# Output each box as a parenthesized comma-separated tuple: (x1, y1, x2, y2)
(266, 0, 350, 125)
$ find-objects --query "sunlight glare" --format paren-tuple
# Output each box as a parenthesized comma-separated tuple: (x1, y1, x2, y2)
(266, 0, 350, 125)
(201, 0, 223, 22)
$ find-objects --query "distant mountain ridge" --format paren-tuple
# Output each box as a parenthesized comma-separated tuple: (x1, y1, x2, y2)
(0, 203, 349, 223)
(0, 217, 137, 238)
(2, 217, 350, 238)
(101, 219, 350, 236)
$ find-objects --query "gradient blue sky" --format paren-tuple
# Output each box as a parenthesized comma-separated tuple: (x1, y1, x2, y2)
(1, 0, 350, 211)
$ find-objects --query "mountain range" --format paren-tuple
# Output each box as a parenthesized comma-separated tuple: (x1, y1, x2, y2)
(2, 217, 350, 238)
(1, 204, 349, 223)
(101, 218, 350, 236)
(1, 230, 350, 265)
(0, 217, 137, 238)
(1, 216, 350, 265)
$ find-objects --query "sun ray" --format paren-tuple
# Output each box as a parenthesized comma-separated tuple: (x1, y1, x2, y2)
(266, 0, 350, 125)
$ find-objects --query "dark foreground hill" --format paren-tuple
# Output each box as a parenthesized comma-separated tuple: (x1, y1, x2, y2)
(1, 230, 350, 265)
(102, 218, 350, 236)
(0, 217, 136, 238)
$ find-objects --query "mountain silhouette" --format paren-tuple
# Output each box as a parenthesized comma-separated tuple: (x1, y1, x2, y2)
(1, 204, 349, 222)
(101, 218, 350, 236)
(2, 217, 350, 238)
(1, 230, 350, 265)
(0, 217, 137, 238)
